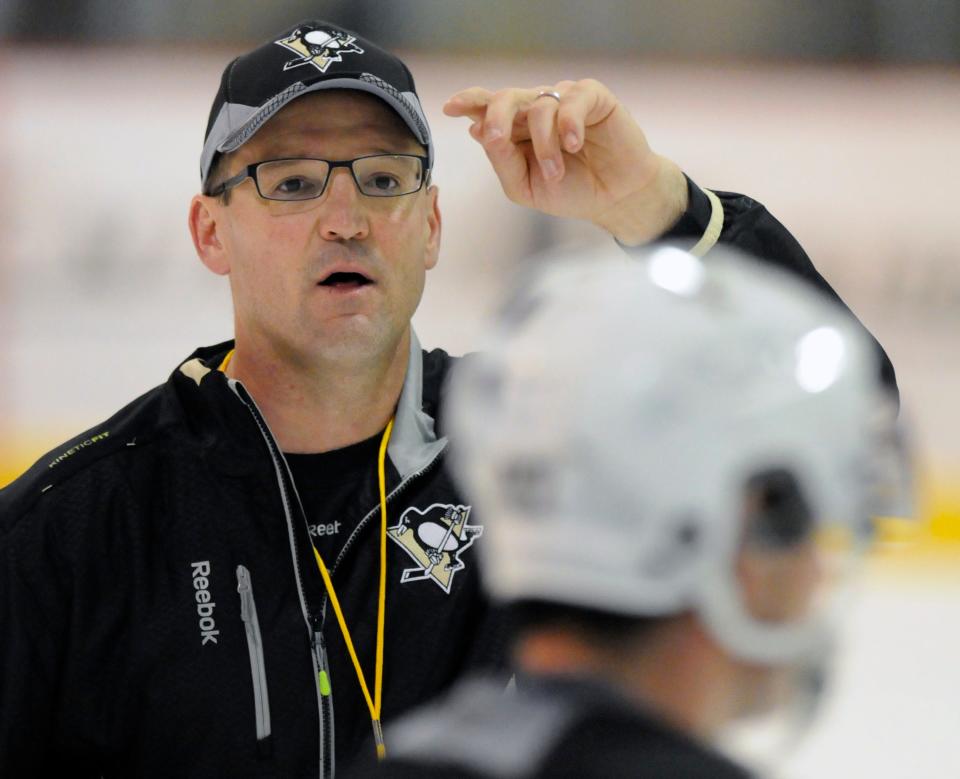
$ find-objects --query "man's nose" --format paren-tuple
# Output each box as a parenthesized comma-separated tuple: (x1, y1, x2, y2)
(315, 168, 369, 241)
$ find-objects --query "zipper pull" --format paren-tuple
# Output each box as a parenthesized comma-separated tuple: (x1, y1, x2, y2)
(313, 631, 332, 697)
(318, 669, 332, 698)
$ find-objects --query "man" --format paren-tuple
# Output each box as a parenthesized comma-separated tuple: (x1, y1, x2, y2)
(370, 246, 911, 778)
(0, 19, 896, 778)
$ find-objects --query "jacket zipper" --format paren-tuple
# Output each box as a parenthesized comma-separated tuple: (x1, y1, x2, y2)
(229, 381, 332, 778)
(312, 624, 336, 774)
(237, 564, 273, 756)
(229, 377, 448, 775)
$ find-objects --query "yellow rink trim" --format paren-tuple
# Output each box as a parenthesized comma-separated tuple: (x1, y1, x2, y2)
(1, 453, 36, 489)
(3, 438, 960, 556)
(925, 477, 960, 541)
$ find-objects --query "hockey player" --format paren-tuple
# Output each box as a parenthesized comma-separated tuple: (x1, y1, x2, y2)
(370, 245, 911, 778)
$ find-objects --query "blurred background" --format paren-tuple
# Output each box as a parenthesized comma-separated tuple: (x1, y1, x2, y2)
(1, 2, 957, 776)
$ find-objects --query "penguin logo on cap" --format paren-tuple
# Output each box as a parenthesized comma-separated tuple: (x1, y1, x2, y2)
(275, 27, 364, 73)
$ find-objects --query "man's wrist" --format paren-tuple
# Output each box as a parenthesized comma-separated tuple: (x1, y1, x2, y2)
(596, 156, 689, 247)
(614, 174, 725, 259)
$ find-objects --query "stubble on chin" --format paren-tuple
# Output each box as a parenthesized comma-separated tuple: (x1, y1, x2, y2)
(297, 310, 409, 371)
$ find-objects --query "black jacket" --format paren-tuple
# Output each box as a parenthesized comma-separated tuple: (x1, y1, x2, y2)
(366, 674, 753, 779)
(0, 337, 504, 777)
(0, 180, 896, 777)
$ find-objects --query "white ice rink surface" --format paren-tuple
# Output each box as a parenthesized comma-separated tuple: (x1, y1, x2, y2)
(778, 560, 960, 779)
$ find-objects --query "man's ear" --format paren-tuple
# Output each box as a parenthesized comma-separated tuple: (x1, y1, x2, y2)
(423, 184, 442, 271)
(189, 195, 230, 276)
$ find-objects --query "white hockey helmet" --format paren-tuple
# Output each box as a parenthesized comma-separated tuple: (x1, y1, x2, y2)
(445, 245, 910, 666)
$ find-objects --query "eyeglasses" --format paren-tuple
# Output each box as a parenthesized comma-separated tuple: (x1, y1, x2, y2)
(208, 154, 429, 201)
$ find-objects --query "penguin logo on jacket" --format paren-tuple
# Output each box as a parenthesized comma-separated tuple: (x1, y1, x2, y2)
(274, 27, 364, 72)
(388, 504, 482, 593)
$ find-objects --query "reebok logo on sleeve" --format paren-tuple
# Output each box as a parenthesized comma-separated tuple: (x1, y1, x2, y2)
(191, 561, 219, 645)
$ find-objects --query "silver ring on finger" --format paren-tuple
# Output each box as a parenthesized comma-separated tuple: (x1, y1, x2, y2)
(535, 90, 561, 102)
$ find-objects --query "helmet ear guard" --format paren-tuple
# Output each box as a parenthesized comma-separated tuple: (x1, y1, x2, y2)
(693, 467, 834, 668)
(741, 469, 814, 552)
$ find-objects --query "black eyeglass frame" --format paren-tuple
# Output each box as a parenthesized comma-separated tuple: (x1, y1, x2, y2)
(206, 154, 431, 200)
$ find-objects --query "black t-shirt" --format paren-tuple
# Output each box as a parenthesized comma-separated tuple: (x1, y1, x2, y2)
(285, 430, 385, 566)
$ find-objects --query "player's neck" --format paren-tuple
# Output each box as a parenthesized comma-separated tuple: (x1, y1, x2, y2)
(615, 623, 737, 739)
(514, 618, 734, 738)
(226, 330, 410, 454)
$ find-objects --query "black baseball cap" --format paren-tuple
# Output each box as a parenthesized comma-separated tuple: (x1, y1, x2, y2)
(200, 20, 433, 193)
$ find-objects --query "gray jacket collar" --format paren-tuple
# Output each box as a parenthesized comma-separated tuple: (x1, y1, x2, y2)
(388, 329, 448, 479)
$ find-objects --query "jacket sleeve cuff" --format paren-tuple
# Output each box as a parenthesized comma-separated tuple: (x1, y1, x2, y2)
(624, 174, 724, 258)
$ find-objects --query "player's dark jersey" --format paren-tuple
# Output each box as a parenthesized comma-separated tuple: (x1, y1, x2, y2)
(364, 674, 753, 779)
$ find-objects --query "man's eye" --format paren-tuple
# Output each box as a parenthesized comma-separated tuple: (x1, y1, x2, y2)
(276, 177, 310, 194)
(262, 174, 325, 199)
(365, 173, 401, 193)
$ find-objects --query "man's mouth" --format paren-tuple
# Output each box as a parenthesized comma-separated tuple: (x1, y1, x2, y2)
(318, 271, 374, 289)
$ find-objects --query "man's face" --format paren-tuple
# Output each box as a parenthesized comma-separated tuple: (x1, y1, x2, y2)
(201, 90, 440, 365)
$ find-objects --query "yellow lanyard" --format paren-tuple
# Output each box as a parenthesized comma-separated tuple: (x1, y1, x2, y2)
(313, 418, 392, 760)
(218, 348, 392, 760)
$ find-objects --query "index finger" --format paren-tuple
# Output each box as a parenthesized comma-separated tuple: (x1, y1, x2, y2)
(443, 87, 494, 118)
